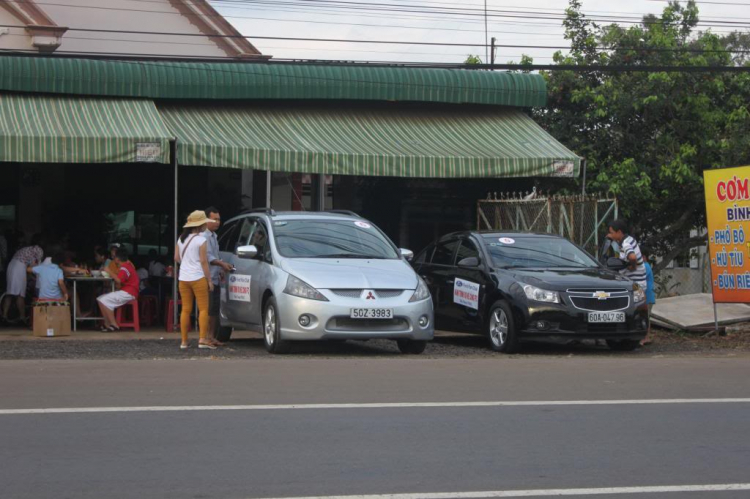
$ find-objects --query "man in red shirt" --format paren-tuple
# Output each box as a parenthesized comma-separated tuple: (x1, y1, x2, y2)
(96, 247, 139, 332)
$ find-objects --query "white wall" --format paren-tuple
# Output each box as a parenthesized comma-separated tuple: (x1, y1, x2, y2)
(2, 0, 229, 58)
(0, 10, 34, 51)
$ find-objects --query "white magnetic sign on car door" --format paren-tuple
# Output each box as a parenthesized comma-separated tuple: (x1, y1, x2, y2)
(228, 274, 252, 302)
(454, 278, 480, 310)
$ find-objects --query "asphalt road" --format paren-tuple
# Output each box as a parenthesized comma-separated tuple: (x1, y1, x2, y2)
(1, 357, 749, 499)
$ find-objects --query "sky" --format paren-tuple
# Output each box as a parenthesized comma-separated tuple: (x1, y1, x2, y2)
(214, 0, 750, 65)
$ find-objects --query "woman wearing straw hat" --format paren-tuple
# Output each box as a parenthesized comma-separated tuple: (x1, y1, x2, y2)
(174, 210, 217, 350)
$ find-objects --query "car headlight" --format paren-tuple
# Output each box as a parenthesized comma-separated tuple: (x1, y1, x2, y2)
(283, 275, 328, 301)
(523, 284, 560, 304)
(633, 284, 646, 304)
(409, 277, 431, 303)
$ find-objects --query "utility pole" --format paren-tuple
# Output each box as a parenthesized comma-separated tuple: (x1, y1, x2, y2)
(491, 37, 496, 70)
(484, 0, 488, 64)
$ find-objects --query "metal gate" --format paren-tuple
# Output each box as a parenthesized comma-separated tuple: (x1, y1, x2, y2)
(477, 193, 618, 256)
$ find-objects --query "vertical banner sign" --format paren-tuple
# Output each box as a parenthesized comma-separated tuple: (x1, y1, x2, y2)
(704, 166, 750, 303)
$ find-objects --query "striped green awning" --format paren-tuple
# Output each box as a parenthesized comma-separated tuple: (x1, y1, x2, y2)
(0, 56, 546, 107)
(0, 93, 172, 164)
(159, 103, 580, 178)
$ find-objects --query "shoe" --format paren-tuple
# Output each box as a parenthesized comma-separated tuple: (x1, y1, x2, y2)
(198, 342, 217, 350)
(180, 343, 190, 349)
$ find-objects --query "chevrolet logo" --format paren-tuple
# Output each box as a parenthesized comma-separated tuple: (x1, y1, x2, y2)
(593, 291, 610, 300)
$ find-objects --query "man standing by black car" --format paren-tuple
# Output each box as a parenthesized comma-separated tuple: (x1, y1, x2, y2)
(202, 207, 234, 345)
(607, 219, 648, 292)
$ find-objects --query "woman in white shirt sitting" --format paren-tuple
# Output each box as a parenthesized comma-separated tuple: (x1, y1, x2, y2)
(174, 211, 216, 350)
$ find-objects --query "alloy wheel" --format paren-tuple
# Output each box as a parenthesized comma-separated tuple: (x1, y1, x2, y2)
(265, 306, 276, 346)
(490, 309, 509, 348)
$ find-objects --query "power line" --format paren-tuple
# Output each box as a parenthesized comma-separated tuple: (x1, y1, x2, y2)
(14, 0, 750, 28)
(1, 24, 747, 54)
(0, 51, 748, 72)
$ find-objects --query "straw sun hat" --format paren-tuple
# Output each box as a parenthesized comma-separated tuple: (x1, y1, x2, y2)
(183, 210, 209, 228)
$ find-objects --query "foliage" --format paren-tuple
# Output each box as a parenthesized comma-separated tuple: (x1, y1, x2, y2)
(533, 0, 750, 270)
(464, 55, 483, 65)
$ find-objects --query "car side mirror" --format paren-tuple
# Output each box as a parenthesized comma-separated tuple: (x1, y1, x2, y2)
(457, 257, 480, 268)
(400, 248, 414, 261)
(606, 257, 626, 271)
(236, 245, 258, 260)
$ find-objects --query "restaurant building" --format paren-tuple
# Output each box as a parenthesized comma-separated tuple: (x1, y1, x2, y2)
(0, 55, 581, 263)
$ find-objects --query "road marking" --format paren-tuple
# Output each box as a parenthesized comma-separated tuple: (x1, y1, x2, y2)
(1, 398, 749, 415)
(250, 483, 750, 498)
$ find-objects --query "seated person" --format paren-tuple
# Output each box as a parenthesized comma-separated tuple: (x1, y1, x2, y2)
(96, 247, 139, 332)
(103, 243, 122, 277)
(147, 249, 166, 277)
(29, 253, 68, 302)
(94, 245, 108, 269)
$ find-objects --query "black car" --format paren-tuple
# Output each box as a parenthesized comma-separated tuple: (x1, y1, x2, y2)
(413, 231, 649, 353)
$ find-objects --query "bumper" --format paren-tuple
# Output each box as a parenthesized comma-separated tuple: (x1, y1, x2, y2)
(518, 302, 649, 341)
(275, 292, 434, 341)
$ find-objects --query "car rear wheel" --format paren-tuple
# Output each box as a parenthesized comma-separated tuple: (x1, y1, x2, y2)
(216, 325, 233, 343)
(606, 339, 640, 351)
(396, 339, 427, 354)
(263, 297, 291, 354)
(487, 301, 520, 353)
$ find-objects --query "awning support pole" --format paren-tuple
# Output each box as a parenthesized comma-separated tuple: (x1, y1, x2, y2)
(171, 140, 179, 332)
(316, 174, 326, 211)
(266, 170, 272, 209)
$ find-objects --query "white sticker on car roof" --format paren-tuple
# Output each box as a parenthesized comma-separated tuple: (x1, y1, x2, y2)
(499, 237, 516, 244)
(355, 221, 372, 229)
(274, 221, 288, 226)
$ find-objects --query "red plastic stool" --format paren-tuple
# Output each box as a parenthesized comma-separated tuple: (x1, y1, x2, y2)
(138, 296, 159, 327)
(115, 300, 140, 332)
(165, 299, 193, 333)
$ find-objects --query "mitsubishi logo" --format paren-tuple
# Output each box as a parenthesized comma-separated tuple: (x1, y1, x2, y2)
(365, 291, 376, 300)
(593, 291, 611, 300)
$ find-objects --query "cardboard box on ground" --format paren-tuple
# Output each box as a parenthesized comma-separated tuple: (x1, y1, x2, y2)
(33, 304, 71, 337)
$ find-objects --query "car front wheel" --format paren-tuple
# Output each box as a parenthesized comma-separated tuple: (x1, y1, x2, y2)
(263, 297, 291, 354)
(396, 339, 427, 354)
(606, 339, 640, 351)
(487, 301, 520, 353)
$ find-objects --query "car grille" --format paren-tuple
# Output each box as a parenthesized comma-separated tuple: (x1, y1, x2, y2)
(567, 288, 629, 294)
(570, 296, 629, 312)
(330, 289, 363, 298)
(328, 317, 410, 332)
(329, 289, 405, 299)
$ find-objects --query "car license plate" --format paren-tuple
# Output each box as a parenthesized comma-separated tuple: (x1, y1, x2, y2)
(350, 308, 393, 319)
(588, 312, 626, 323)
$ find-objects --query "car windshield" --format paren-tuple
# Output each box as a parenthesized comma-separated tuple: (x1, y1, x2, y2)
(482, 236, 599, 269)
(273, 220, 399, 259)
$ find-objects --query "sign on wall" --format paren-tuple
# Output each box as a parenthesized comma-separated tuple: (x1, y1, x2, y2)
(704, 166, 750, 303)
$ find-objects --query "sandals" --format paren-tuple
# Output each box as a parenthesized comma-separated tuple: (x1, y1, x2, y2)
(180, 343, 190, 350)
(100, 325, 121, 332)
(198, 342, 217, 350)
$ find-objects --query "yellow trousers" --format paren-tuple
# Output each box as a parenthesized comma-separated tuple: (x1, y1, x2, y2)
(178, 278, 209, 343)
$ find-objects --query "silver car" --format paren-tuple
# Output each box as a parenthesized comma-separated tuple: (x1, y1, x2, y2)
(216, 210, 434, 354)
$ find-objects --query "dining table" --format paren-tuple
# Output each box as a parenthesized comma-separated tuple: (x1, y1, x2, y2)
(65, 275, 115, 331)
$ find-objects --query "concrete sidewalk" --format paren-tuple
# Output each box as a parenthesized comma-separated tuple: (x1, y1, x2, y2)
(0, 327, 262, 341)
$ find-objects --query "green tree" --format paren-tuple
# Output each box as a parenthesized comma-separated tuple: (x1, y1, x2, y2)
(464, 55, 483, 65)
(536, 0, 750, 270)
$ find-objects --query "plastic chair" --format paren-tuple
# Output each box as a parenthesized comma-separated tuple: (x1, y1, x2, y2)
(138, 295, 159, 327)
(165, 299, 193, 333)
(115, 300, 140, 332)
